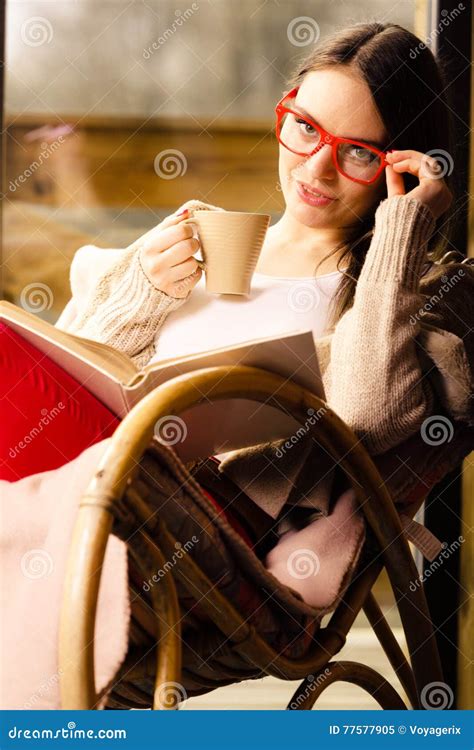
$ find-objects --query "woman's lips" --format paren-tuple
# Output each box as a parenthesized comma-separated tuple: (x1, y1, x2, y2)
(296, 180, 336, 207)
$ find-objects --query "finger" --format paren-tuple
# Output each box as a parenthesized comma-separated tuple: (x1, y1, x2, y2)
(170, 267, 202, 297)
(385, 164, 405, 197)
(160, 208, 193, 227)
(168, 257, 201, 282)
(386, 149, 423, 162)
(143, 222, 197, 255)
(391, 157, 420, 173)
(131, 211, 193, 252)
(160, 237, 201, 267)
(390, 155, 442, 181)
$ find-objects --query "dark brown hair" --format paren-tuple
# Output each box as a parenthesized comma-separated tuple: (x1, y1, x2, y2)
(286, 22, 457, 330)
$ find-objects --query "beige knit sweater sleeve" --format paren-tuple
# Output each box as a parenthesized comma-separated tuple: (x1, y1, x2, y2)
(56, 244, 187, 369)
(322, 194, 437, 454)
(55, 200, 223, 368)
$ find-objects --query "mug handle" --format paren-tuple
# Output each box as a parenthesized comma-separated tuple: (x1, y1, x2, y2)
(181, 216, 206, 270)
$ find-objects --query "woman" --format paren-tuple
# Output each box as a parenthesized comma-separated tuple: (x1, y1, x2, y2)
(3, 21, 473, 582)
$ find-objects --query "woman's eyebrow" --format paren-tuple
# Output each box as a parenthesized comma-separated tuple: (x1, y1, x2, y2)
(293, 103, 385, 150)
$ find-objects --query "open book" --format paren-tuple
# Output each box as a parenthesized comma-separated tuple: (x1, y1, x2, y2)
(0, 301, 325, 461)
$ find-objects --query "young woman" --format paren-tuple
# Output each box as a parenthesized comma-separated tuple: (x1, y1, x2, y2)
(56, 22, 456, 367)
(2, 22, 473, 554)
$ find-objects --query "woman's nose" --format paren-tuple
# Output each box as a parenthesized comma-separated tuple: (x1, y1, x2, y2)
(303, 143, 337, 180)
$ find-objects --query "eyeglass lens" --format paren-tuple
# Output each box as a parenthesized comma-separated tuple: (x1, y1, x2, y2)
(278, 111, 382, 182)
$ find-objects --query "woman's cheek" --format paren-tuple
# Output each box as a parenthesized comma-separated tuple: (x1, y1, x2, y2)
(343, 186, 377, 222)
(278, 150, 301, 192)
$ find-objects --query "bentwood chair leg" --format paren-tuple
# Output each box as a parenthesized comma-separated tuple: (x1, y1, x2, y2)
(363, 592, 419, 708)
(116, 485, 183, 710)
(370, 535, 444, 703)
(287, 661, 407, 710)
(127, 530, 182, 710)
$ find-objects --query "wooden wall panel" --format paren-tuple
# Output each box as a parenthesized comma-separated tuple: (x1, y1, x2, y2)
(5, 116, 283, 213)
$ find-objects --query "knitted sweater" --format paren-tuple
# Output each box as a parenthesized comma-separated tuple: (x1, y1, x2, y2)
(56, 196, 474, 517)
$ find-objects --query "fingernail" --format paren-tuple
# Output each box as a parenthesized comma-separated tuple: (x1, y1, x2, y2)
(176, 208, 189, 216)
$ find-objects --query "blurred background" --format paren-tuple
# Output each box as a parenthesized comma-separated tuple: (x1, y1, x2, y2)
(4, 0, 415, 321)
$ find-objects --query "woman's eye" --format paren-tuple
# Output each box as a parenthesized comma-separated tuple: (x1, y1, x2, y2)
(295, 117, 317, 135)
(349, 145, 376, 162)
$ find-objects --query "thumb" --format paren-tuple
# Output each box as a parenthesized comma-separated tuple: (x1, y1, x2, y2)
(385, 163, 405, 198)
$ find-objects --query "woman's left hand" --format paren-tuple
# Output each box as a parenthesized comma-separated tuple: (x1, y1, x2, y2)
(385, 149, 453, 220)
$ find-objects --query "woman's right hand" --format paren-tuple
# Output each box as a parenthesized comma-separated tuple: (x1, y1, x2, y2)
(132, 208, 203, 299)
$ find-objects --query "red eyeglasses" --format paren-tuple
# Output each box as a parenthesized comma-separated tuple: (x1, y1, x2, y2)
(275, 87, 388, 185)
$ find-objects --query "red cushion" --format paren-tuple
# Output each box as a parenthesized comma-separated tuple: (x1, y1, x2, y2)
(0, 323, 120, 482)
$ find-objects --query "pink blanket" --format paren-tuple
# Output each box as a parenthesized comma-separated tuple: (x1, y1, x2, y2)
(0, 439, 130, 709)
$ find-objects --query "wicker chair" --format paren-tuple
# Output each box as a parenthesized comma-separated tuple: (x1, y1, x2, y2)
(58, 365, 444, 710)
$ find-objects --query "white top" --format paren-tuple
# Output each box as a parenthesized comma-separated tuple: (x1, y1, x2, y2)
(150, 269, 343, 364)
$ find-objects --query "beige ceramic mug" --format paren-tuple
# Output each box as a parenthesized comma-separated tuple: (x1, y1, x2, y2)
(184, 209, 271, 295)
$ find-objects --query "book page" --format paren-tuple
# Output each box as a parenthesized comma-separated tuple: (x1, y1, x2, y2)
(125, 329, 325, 461)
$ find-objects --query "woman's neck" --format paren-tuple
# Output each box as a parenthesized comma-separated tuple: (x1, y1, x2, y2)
(255, 211, 351, 278)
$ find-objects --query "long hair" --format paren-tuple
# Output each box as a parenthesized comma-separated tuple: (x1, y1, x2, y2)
(285, 22, 458, 330)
